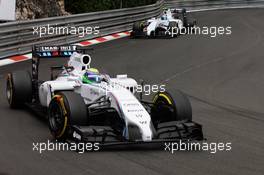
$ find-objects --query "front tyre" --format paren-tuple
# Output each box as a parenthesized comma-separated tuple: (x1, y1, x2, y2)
(6, 71, 32, 108)
(48, 91, 88, 140)
(151, 90, 192, 125)
(168, 22, 179, 37)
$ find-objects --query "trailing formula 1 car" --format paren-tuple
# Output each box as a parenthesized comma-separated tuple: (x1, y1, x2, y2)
(131, 8, 196, 38)
(6, 45, 203, 145)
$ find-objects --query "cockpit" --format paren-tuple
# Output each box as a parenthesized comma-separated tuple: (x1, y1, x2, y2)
(161, 15, 167, 20)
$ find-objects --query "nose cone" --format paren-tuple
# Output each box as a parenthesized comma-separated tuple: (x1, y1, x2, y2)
(141, 127, 153, 141)
(109, 89, 154, 141)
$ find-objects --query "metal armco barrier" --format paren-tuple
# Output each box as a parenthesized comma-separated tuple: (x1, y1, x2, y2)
(0, 1, 163, 59)
(1, 0, 264, 59)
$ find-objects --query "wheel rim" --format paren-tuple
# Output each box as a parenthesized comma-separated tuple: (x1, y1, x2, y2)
(156, 99, 174, 113)
(153, 94, 176, 122)
(49, 101, 65, 133)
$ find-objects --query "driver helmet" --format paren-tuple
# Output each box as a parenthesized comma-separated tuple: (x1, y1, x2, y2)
(83, 68, 101, 84)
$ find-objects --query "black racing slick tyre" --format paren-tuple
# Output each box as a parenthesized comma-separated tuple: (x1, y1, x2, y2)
(6, 71, 32, 108)
(152, 90, 192, 123)
(131, 21, 143, 38)
(132, 21, 142, 32)
(168, 22, 179, 37)
(48, 91, 88, 140)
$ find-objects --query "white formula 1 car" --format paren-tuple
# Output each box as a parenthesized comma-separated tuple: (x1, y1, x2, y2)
(6, 46, 203, 145)
(131, 8, 196, 38)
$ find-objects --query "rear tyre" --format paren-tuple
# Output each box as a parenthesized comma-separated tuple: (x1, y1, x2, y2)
(152, 90, 192, 125)
(48, 91, 88, 140)
(132, 21, 143, 38)
(132, 21, 142, 31)
(6, 71, 32, 108)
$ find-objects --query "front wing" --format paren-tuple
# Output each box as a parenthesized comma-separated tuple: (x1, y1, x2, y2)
(70, 120, 204, 147)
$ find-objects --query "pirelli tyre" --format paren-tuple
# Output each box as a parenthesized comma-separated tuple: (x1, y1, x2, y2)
(168, 21, 179, 37)
(133, 21, 143, 32)
(6, 71, 32, 108)
(131, 21, 143, 37)
(151, 90, 192, 124)
(48, 91, 88, 140)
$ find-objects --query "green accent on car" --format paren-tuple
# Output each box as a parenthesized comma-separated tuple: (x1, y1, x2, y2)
(82, 75, 93, 84)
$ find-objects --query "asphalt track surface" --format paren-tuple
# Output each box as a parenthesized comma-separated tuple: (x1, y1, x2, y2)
(0, 9, 264, 175)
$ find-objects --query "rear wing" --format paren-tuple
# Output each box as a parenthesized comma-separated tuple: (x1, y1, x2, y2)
(170, 8, 187, 14)
(32, 45, 77, 58)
